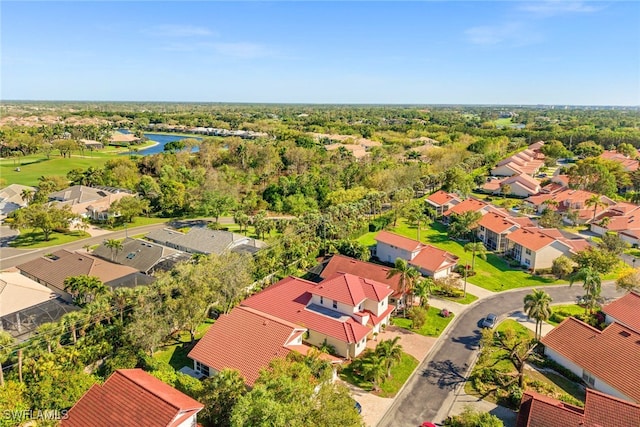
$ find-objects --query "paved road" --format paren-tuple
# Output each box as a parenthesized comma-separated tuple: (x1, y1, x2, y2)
(377, 283, 626, 427)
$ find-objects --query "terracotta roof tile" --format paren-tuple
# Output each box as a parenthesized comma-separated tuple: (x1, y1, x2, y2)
(602, 292, 640, 333)
(506, 228, 555, 251)
(62, 369, 203, 427)
(188, 306, 305, 386)
(426, 190, 459, 206)
(409, 245, 458, 274)
(443, 198, 488, 216)
(478, 213, 519, 234)
(374, 230, 424, 252)
(314, 273, 392, 305)
(541, 318, 640, 402)
(320, 255, 402, 297)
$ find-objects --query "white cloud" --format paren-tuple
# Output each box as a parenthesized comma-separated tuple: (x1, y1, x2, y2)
(518, 1, 600, 17)
(144, 25, 214, 37)
(465, 22, 541, 47)
(212, 42, 273, 59)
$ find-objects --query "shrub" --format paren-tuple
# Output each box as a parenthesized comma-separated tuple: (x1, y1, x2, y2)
(407, 306, 428, 329)
(440, 308, 452, 318)
(508, 384, 523, 407)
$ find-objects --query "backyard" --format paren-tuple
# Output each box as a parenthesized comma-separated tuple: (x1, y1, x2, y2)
(358, 220, 563, 292)
(154, 319, 215, 371)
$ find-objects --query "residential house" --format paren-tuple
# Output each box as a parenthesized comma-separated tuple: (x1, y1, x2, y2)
(480, 173, 542, 198)
(526, 189, 615, 224)
(0, 184, 35, 221)
(16, 250, 154, 302)
(188, 306, 337, 386)
(374, 230, 458, 278)
(80, 139, 104, 150)
(601, 291, 640, 333)
(425, 190, 461, 217)
(590, 203, 640, 246)
(540, 318, 640, 403)
(62, 369, 204, 427)
(318, 254, 403, 306)
(505, 227, 589, 271)
(476, 212, 534, 253)
(601, 150, 640, 172)
(92, 238, 189, 274)
(516, 389, 640, 427)
(48, 185, 135, 221)
(442, 198, 491, 223)
(241, 273, 395, 359)
(109, 131, 140, 145)
(145, 227, 266, 256)
(491, 144, 545, 177)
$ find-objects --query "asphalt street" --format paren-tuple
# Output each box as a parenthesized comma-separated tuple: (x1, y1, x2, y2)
(377, 283, 626, 427)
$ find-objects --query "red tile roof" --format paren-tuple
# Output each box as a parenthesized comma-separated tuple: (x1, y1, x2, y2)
(506, 228, 555, 251)
(314, 273, 393, 305)
(426, 190, 459, 206)
(188, 306, 306, 386)
(602, 292, 640, 333)
(409, 245, 458, 274)
(541, 318, 640, 403)
(443, 198, 488, 216)
(517, 389, 640, 427)
(478, 212, 519, 234)
(242, 276, 372, 344)
(62, 369, 203, 427)
(601, 150, 640, 172)
(374, 230, 424, 252)
(320, 255, 402, 297)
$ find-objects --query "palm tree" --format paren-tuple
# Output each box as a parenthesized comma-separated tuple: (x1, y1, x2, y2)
(104, 238, 123, 262)
(448, 211, 482, 241)
(570, 266, 602, 314)
(361, 353, 386, 391)
(0, 331, 14, 387)
(375, 337, 403, 377)
(523, 289, 553, 340)
(36, 322, 62, 354)
(413, 278, 433, 308)
(586, 195, 606, 221)
(464, 242, 487, 271)
(387, 258, 420, 316)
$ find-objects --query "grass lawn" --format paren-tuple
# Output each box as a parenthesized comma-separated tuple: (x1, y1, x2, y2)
(359, 220, 563, 291)
(494, 117, 513, 128)
(339, 352, 419, 398)
(391, 306, 455, 337)
(548, 304, 586, 326)
(9, 229, 90, 248)
(154, 319, 215, 371)
(101, 216, 168, 231)
(625, 248, 640, 258)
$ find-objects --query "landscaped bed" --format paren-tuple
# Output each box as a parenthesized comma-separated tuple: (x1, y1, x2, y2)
(391, 306, 454, 337)
(340, 352, 418, 398)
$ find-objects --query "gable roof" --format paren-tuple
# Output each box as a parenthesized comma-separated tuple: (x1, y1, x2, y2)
(506, 228, 556, 251)
(242, 276, 372, 344)
(478, 212, 520, 234)
(602, 292, 640, 333)
(600, 150, 640, 172)
(409, 245, 458, 274)
(315, 273, 393, 305)
(374, 230, 424, 252)
(320, 255, 402, 297)
(503, 173, 541, 192)
(426, 190, 459, 206)
(62, 369, 203, 427)
(16, 250, 144, 292)
(188, 306, 307, 386)
(541, 318, 640, 402)
(146, 227, 265, 255)
(517, 389, 640, 427)
(443, 198, 488, 216)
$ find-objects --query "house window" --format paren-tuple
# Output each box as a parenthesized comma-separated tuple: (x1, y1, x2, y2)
(195, 361, 210, 377)
(525, 248, 532, 255)
(524, 258, 531, 266)
(358, 303, 363, 311)
(582, 370, 595, 387)
(382, 300, 385, 307)
(320, 296, 324, 305)
(480, 226, 485, 231)
(333, 300, 338, 309)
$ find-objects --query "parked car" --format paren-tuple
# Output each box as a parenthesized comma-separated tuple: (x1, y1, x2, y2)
(482, 313, 497, 329)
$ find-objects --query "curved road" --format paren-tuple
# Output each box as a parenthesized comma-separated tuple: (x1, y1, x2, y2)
(377, 283, 626, 427)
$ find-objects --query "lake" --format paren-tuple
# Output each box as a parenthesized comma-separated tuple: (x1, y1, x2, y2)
(119, 131, 202, 155)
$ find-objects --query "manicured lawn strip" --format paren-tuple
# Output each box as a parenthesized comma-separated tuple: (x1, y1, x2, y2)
(359, 220, 563, 291)
(548, 304, 585, 326)
(9, 230, 90, 248)
(101, 216, 168, 230)
(339, 352, 418, 398)
(625, 248, 640, 258)
(391, 306, 455, 337)
(441, 292, 478, 305)
(154, 319, 215, 371)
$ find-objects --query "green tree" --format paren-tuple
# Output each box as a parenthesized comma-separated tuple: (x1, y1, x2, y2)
(444, 405, 504, 427)
(198, 369, 247, 427)
(413, 278, 433, 308)
(463, 241, 487, 271)
(448, 211, 482, 241)
(201, 191, 235, 223)
(597, 232, 629, 255)
(572, 247, 619, 275)
(523, 289, 552, 340)
(387, 258, 420, 316)
(63, 275, 108, 306)
(585, 194, 606, 222)
(375, 337, 403, 377)
(0, 331, 14, 387)
(538, 208, 563, 229)
(570, 266, 602, 314)
(405, 200, 431, 241)
(615, 267, 640, 293)
(551, 255, 575, 279)
(104, 238, 124, 261)
(109, 196, 150, 223)
(361, 352, 387, 392)
(9, 203, 77, 241)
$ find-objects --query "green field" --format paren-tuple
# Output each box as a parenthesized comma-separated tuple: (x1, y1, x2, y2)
(392, 306, 455, 337)
(547, 304, 586, 326)
(359, 220, 562, 291)
(339, 352, 419, 398)
(9, 229, 91, 248)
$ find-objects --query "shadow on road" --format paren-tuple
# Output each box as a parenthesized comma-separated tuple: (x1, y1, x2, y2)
(421, 359, 469, 390)
(451, 329, 482, 351)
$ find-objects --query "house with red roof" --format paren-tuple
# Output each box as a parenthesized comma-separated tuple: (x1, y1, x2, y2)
(476, 212, 534, 253)
(516, 388, 640, 427)
(442, 198, 491, 220)
(540, 318, 640, 403)
(374, 231, 458, 278)
(505, 227, 589, 271)
(480, 173, 542, 198)
(425, 190, 461, 217)
(188, 306, 331, 386)
(240, 273, 395, 359)
(602, 292, 640, 333)
(589, 203, 640, 246)
(62, 369, 203, 427)
(600, 150, 640, 172)
(491, 144, 545, 177)
(525, 190, 615, 224)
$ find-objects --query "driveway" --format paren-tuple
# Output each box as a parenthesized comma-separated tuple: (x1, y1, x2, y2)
(377, 283, 626, 427)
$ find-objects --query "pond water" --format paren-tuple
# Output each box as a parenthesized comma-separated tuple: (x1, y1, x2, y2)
(118, 130, 202, 155)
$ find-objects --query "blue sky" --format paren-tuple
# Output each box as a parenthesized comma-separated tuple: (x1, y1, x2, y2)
(2, 1, 639, 105)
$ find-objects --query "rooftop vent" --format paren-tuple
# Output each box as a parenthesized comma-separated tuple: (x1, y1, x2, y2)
(620, 331, 631, 338)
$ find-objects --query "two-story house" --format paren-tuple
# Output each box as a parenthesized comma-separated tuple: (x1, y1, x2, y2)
(425, 190, 461, 217)
(62, 369, 204, 427)
(505, 227, 589, 271)
(476, 212, 534, 253)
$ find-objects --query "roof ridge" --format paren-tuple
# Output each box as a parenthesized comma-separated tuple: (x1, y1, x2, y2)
(114, 370, 181, 412)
